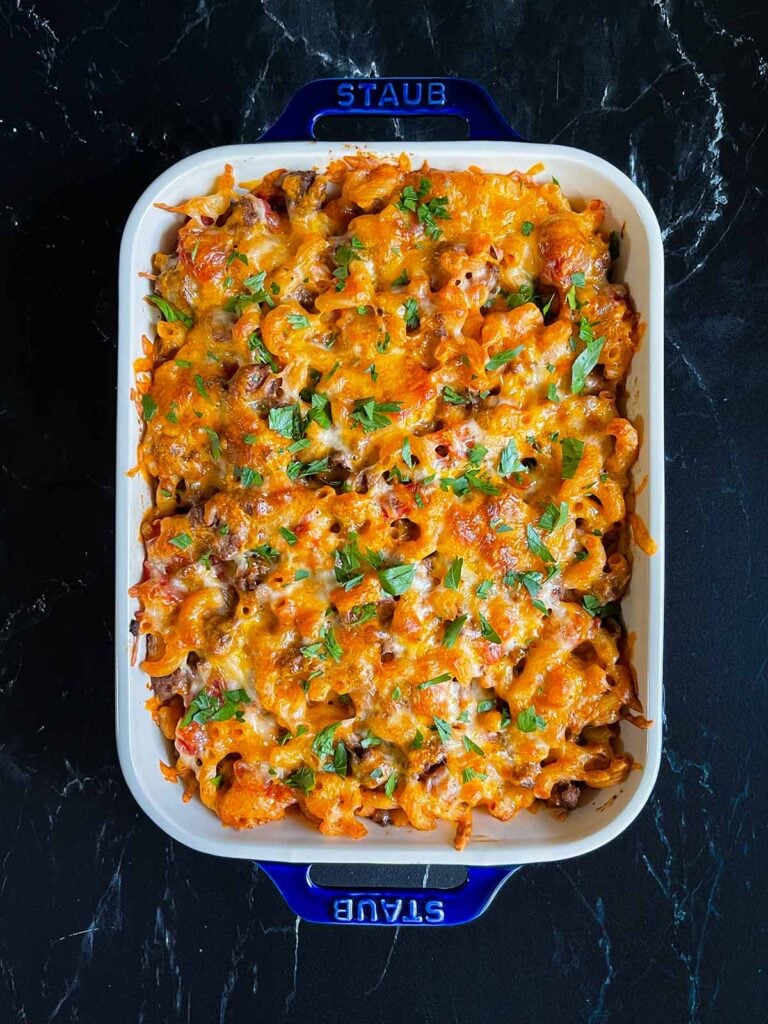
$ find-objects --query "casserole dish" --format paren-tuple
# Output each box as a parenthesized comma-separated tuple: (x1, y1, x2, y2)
(116, 77, 664, 925)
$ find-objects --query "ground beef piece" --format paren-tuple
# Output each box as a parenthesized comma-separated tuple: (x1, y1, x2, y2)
(314, 451, 351, 487)
(145, 636, 195, 701)
(548, 781, 581, 810)
(235, 555, 272, 590)
(416, 756, 447, 784)
(282, 171, 327, 217)
(227, 364, 270, 403)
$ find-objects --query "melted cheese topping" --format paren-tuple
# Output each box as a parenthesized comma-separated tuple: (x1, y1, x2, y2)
(132, 156, 648, 849)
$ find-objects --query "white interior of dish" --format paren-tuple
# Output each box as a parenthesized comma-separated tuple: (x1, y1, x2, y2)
(116, 141, 664, 865)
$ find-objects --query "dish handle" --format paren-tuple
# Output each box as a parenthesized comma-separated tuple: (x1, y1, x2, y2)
(258, 862, 521, 926)
(259, 77, 523, 142)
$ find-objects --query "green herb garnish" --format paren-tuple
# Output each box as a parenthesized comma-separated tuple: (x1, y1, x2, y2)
(351, 397, 402, 433)
(285, 766, 316, 794)
(516, 707, 546, 732)
(442, 614, 468, 649)
(560, 437, 584, 479)
(147, 294, 193, 328)
(378, 563, 417, 596)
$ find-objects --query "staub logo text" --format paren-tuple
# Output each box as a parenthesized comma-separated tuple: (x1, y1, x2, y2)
(336, 80, 447, 110)
(333, 897, 445, 924)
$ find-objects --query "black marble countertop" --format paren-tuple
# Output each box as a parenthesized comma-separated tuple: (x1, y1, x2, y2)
(1, 1, 766, 1021)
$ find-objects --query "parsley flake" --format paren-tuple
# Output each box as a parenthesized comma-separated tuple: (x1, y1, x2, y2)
(442, 614, 468, 649)
(378, 563, 417, 596)
(560, 437, 585, 479)
(444, 556, 463, 591)
(516, 707, 546, 732)
(485, 345, 524, 372)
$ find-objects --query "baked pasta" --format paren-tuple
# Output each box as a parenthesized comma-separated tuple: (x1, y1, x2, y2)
(131, 155, 650, 849)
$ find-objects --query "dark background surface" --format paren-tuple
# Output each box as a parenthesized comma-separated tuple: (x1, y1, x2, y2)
(1, 1, 766, 1021)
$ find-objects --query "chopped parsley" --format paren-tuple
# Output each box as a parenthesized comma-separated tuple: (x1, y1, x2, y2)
(322, 626, 343, 663)
(392, 269, 409, 287)
(351, 397, 402, 433)
(334, 533, 366, 590)
(490, 518, 513, 533)
(333, 237, 364, 291)
(226, 271, 276, 316)
(311, 722, 340, 758)
(444, 556, 463, 590)
(286, 456, 330, 479)
(433, 716, 452, 743)
(485, 345, 524, 372)
(539, 499, 568, 532)
(349, 603, 377, 625)
(301, 626, 343, 663)
(499, 438, 526, 477)
(402, 297, 420, 330)
(560, 437, 585, 479)
(236, 466, 262, 487)
(417, 672, 453, 690)
(147, 294, 193, 328)
(180, 688, 249, 727)
(516, 706, 547, 732)
(309, 392, 332, 428)
(440, 469, 500, 497)
(378, 562, 417, 596)
(193, 374, 210, 400)
(463, 735, 485, 756)
(141, 394, 157, 422)
(571, 317, 606, 394)
(521, 220, 534, 236)
(462, 767, 488, 783)
(285, 766, 316, 794)
(442, 614, 468, 649)
(248, 331, 279, 372)
(396, 179, 429, 213)
(384, 773, 399, 798)
(361, 730, 382, 749)
(202, 427, 221, 460)
(269, 404, 304, 440)
(417, 195, 451, 240)
(504, 570, 544, 597)
(582, 595, 620, 619)
(505, 282, 535, 309)
(323, 741, 348, 777)
(287, 312, 311, 330)
(479, 613, 501, 644)
(397, 178, 450, 241)
(476, 580, 493, 598)
(526, 524, 555, 563)
(442, 386, 471, 406)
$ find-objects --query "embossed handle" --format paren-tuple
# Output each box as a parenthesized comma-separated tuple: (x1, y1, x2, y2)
(259, 77, 523, 141)
(259, 862, 520, 926)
